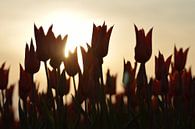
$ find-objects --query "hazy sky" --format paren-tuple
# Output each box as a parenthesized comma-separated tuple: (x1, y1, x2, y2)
(1, 0, 195, 93)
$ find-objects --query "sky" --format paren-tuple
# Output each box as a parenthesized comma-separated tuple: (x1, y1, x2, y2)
(1, 0, 195, 102)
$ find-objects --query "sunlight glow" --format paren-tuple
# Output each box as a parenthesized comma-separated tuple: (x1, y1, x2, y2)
(42, 10, 92, 73)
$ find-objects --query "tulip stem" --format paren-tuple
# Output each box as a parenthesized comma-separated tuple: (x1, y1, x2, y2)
(44, 61, 54, 110)
(73, 76, 77, 97)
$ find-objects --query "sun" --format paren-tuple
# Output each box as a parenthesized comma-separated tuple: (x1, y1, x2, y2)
(42, 10, 92, 72)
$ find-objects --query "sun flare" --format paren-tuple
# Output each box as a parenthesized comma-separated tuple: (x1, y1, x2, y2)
(43, 10, 92, 72)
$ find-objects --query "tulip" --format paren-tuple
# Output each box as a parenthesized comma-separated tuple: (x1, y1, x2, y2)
(64, 48, 80, 77)
(91, 22, 113, 60)
(5, 85, 14, 105)
(48, 68, 57, 89)
(58, 69, 70, 97)
(0, 62, 9, 90)
(155, 52, 172, 80)
(50, 35, 68, 68)
(78, 45, 100, 102)
(105, 69, 117, 95)
(34, 24, 55, 61)
(25, 39, 40, 74)
(174, 46, 189, 71)
(122, 59, 137, 96)
(134, 25, 153, 63)
(19, 64, 32, 100)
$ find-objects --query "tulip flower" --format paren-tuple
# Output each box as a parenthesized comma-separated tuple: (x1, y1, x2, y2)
(59, 69, 70, 97)
(19, 64, 32, 100)
(0, 62, 9, 90)
(50, 35, 68, 68)
(91, 22, 113, 60)
(25, 39, 40, 74)
(64, 48, 80, 77)
(34, 24, 55, 61)
(174, 46, 189, 71)
(48, 68, 57, 89)
(122, 59, 137, 96)
(105, 69, 117, 95)
(134, 25, 153, 63)
(5, 85, 14, 105)
(155, 52, 172, 80)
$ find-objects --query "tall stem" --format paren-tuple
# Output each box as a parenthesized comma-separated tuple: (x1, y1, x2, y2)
(73, 76, 77, 97)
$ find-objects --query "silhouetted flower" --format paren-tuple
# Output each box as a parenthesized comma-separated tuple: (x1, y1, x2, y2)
(174, 46, 189, 71)
(5, 84, 14, 105)
(91, 22, 113, 60)
(48, 68, 57, 89)
(0, 62, 9, 90)
(134, 25, 153, 63)
(59, 69, 70, 97)
(25, 39, 40, 74)
(152, 79, 161, 96)
(122, 59, 137, 96)
(64, 48, 80, 76)
(34, 24, 55, 61)
(19, 64, 32, 100)
(50, 35, 68, 68)
(105, 69, 117, 95)
(78, 45, 100, 102)
(155, 52, 172, 80)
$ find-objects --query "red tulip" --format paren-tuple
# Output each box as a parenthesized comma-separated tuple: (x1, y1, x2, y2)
(122, 59, 137, 96)
(134, 25, 153, 63)
(155, 52, 172, 80)
(25, 39, 40, 74)
(34, 24, 55, 61)
(50, 35, 68, 68)
(105, 69, 117, 95)
(174, 46, 189, 71)
(5, 85, 14, 105)
(19, 64, 32, 100)
(91, 22, 113, 60)
(0, 62, 9, 90)
(59, 69, 70, 97)
(48, 68, 57, 89)
(64, 48, 80, 76)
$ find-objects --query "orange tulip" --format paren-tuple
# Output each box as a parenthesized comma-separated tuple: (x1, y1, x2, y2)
(134, 25, 153, 63)
(0, 62, 9, 90)
(64, 48, 80, 76)
(34, 24, 55, 61)
(174, 46, 189, 71)
(155, 52, 172, 80)
(91, 22, 113, 60)
(25, 39, 40, 74)
(19, 64, 32, 100)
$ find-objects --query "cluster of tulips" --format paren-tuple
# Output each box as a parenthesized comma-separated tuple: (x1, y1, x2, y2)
(0, 22, 195, 129)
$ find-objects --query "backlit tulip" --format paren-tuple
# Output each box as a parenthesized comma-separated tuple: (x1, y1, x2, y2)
(105, 69, 117, 95)
(19, 64, 32, 100)
(155, 52, 172, 80)
(91, 22, 113, 60)
(5, 85, 14, 105)
(25, 39, 40, 74)
(34, 24, 55, 61)
(0, 62, 9, 90)
(174, 46, 189, 71)
(134, 25, 153, 63)
(64, 48, 80, 76)
(50, 35, 68, 68)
